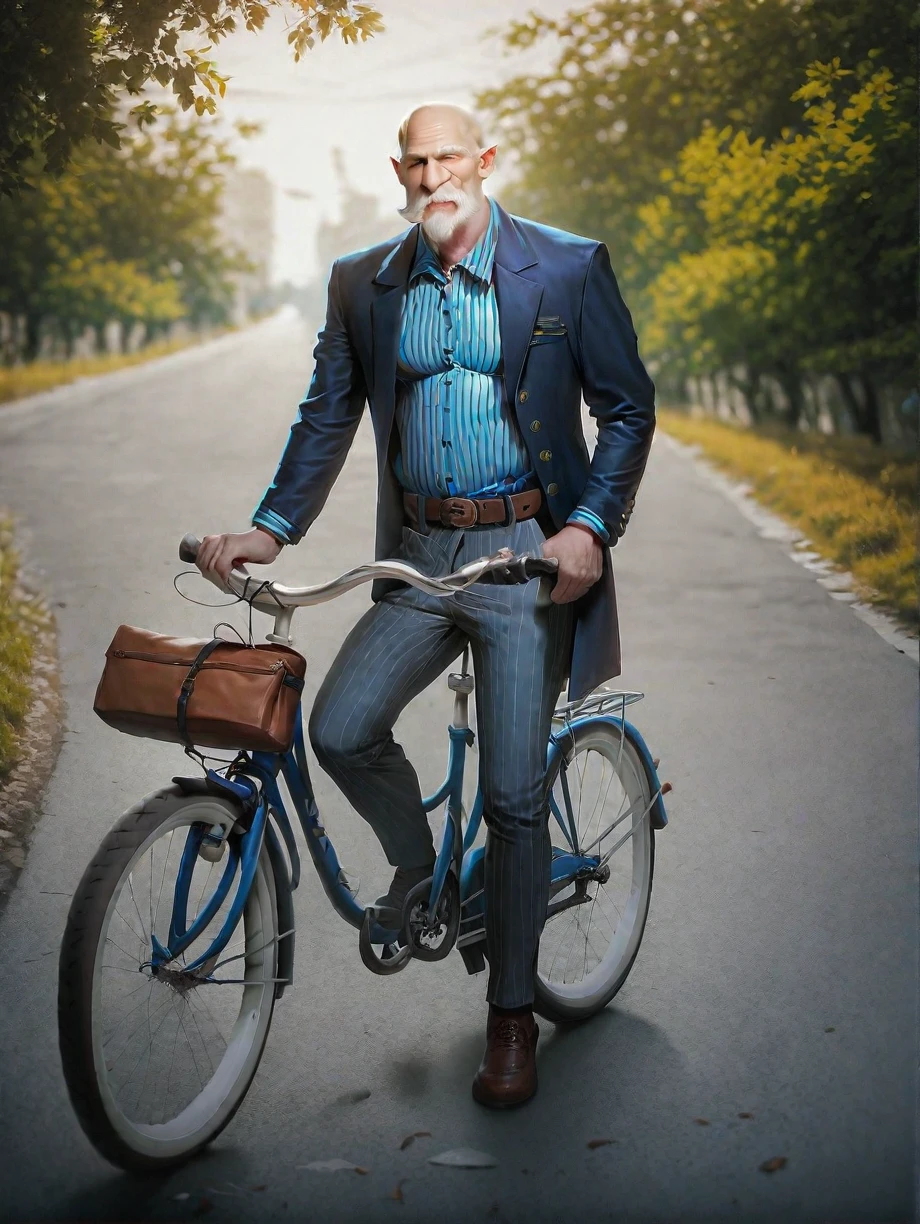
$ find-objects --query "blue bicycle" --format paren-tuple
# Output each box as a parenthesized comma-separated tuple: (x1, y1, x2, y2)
(57, 535, 669, 1171)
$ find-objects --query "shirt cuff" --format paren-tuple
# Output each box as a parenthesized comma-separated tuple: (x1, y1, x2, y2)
(566, 506, 610, 543)
(252, 506, 298, 546)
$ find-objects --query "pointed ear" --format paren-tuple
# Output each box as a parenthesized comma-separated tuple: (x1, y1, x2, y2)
(478, 144, 498, 178)
(390, 155, 403, 182)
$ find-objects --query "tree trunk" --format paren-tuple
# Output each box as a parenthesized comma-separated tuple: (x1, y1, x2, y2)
(740, 368, 763, 424)
(856, 372, 883, 444)
(778, 371, 803, 431)
(24, 313, 41, 362)
(836, 373, 882, 443)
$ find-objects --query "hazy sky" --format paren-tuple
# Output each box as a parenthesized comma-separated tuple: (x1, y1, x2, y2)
(211, 1, 573, 284)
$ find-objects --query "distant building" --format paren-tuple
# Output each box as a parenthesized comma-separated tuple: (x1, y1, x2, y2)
(297, 148, 400, 323)
(220, 167, 274, 324)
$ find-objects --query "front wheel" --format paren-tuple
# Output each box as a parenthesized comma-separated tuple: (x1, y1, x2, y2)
(58, 786, 278, 1171)
(535, 721, 655, 1023)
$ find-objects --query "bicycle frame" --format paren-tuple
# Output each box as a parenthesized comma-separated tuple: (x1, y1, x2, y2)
(149, 680, 668, 982)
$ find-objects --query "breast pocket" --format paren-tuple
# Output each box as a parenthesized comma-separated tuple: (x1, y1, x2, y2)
(529, 315, 568, 347)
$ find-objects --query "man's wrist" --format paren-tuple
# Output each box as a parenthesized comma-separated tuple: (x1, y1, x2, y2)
(566, 521, 603, 545)
(565, 507, 609, 544)
(254, 524, 286, 547)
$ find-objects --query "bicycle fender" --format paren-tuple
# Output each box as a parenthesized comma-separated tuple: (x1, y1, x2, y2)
(264, 823, 295, 1000)
(549, 716, 668, 830)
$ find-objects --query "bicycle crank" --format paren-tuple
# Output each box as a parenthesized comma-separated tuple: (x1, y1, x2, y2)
(402, 872, 460, 962)
(358, 908, 413, 976)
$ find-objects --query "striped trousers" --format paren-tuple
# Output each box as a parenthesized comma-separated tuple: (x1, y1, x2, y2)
(308, 516, 573, 1008)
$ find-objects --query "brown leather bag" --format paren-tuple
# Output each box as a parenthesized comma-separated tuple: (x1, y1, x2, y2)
(93, 625, 307, 753)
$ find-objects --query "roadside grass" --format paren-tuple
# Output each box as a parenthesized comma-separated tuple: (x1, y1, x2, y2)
(657, 408, 918, 630)
(0, 518, 36, 777)
(0, 331, 226, 405)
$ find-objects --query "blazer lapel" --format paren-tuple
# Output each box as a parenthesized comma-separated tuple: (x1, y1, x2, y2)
(492, 202, 543, 411)
(371, 226, 418, 460)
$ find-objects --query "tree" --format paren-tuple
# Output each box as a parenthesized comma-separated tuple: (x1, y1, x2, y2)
(479, 0, 917, 436)
(0, 0, 384, 193)
(634, 60, 913, 430)
(0, 113, 248, 357)
(479, 0, 916, 289)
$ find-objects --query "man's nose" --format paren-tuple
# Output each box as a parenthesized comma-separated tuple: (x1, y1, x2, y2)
(421, 158, 450, 193)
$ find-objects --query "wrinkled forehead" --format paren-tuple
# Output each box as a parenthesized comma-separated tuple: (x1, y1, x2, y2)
(401, 110, 478, 159)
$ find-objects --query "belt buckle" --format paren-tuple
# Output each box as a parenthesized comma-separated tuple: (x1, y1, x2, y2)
(439, 497, 477, 528)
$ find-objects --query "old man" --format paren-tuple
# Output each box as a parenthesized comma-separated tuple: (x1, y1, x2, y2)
(197, 102, 656, 1107)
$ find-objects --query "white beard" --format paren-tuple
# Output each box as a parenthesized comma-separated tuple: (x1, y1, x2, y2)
(398, 184, 481, 245)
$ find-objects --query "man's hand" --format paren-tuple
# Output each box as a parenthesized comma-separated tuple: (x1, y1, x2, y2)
(541, 523, 604, 604)
(196, 527, 283, 585)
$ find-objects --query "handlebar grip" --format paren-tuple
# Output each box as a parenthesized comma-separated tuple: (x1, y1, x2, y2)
(482, 553, 559, 585)
(522, 556, 559, 580)
(179, 534, 201, 563)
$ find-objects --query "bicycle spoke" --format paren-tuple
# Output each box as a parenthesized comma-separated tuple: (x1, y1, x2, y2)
(153, 826, 176, 935)
(112, 903, 146, 950)
(127, 872, 150, 949)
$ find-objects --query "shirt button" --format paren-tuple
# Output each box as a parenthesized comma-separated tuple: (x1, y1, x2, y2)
(519, 390, 529, 403)
(539, 449, 552, 462)
(547, 482, 559, 496)
(529, 420, 541, 432)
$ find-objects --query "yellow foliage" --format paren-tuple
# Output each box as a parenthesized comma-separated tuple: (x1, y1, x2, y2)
(658, 410, 918, 629)
(634, 59, 905, 370)
(0, 518, 37, 777)
(0, 330, 230, 405)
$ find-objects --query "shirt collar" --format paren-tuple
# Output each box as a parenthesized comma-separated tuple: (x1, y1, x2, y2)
(410, 196, 497, 285)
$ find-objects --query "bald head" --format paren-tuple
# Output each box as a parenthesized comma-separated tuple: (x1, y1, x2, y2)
(397, 103, 485, 159)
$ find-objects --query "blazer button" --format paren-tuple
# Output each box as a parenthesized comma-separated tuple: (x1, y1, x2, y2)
(539, 449, 552, 462)
(529, 419, 541, 432)
(519, 390, 529, 403)
(547, 482, 558, 496)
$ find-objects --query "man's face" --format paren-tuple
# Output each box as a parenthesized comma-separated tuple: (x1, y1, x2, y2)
(392, 108, 496, 244)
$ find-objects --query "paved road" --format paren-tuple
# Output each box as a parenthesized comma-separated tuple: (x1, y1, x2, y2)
(0, 312, 915, 1224)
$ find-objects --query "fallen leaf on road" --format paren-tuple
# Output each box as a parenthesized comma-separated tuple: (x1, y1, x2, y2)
(194, 1199, 214, 1217)
(299, 1159, 369, 1173)
(738, 1113, 754, 1120)
(586, 1139, 615, 1149)
(337, 1087, 372, 1104)
(759, 1156, 788, 1173)
(824, 1026, 836, 1033)
(388, 1180, 406, 1202)
(693, 1118, 710, 1126)
(428, 1148, 498, 1169)
(250, 1185, 266, 1192)
(400, 1131, 432, 1150)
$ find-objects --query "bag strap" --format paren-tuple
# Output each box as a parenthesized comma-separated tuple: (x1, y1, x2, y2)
(176, 638, 226, 753)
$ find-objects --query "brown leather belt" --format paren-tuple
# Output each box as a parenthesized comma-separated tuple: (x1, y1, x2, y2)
(403, 488, 542, 529)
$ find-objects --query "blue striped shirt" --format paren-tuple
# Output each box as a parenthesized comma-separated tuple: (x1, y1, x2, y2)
(394, 198, 531, 500)
(252, 196, 608, 543)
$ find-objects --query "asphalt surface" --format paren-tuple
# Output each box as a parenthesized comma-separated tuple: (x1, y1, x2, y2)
(0, 311, 916, 1224)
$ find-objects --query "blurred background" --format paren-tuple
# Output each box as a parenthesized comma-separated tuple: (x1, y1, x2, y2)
(1, 0, 914, 442)
(0, 0, 916, 777)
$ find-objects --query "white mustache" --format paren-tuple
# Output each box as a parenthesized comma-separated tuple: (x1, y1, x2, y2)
(398, 186, 466, 223)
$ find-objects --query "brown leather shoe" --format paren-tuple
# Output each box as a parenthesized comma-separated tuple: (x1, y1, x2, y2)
(471, 1008, 539, 1109)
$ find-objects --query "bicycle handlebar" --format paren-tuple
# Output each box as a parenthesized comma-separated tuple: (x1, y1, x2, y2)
(179, 533, 558, 617)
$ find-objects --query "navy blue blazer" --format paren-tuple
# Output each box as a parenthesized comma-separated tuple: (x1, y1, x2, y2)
(254, 201, 656, 700)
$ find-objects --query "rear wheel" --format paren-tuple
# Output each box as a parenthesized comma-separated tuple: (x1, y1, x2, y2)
(535, 721, 655, 1023)
(58, 787, 278, 1171)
